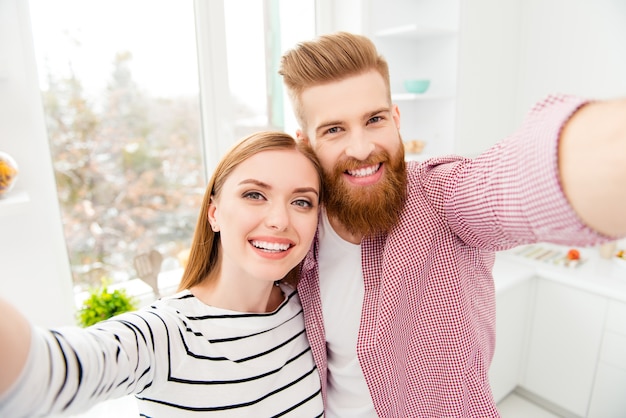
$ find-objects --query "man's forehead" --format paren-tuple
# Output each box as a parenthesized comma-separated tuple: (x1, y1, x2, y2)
(300, 74, 390, 128)
(314, 105, 389, 127)
(301, 71, 387, 101)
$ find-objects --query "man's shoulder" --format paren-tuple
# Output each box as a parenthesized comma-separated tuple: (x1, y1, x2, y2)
(405, 155, 468, 178)
(397, 157, 470, 232)
(404, 156, 467, 196)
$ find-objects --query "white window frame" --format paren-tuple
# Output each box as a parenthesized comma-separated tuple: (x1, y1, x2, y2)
(194, 0, 234, 176)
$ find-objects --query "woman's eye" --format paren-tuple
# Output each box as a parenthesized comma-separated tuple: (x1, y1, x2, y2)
(326, 126, 341, 135)
(243, 191, 264, 200)
(292, 199, 313, 208)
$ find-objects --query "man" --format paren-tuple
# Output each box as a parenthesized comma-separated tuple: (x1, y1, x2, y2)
(279, 31, 626, 416)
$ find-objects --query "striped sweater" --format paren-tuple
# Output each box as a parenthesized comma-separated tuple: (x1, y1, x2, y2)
(0, 286, 323, 417)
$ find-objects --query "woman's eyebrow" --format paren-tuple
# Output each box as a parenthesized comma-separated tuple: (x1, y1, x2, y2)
(293, 187, 319, 197)
(238, 179, 270, 188)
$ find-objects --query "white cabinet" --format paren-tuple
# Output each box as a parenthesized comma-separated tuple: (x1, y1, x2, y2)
(489, 277, 531, 403)
(588, 299, 626, 417)
(520, 279, 607, 416)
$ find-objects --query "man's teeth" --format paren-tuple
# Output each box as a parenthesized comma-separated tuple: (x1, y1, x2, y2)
(251, 241, 290, 252)
(347, 164, 380, 177)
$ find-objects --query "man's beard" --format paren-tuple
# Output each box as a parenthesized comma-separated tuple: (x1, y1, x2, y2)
(323, 142, 407, 237)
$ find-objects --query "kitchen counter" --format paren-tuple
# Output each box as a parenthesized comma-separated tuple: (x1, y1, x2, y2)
(490, 242, 626, 410)
(494, 243, 626, 302)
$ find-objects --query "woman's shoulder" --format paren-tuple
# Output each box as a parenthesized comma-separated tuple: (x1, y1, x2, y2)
(98, 291, 194, 330)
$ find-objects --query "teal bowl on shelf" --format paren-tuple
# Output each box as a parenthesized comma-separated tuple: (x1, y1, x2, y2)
(403, 79, 430, 94)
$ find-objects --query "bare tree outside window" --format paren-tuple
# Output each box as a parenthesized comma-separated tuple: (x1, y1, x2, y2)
(28, 0, 315, 296)
(30, 1, 205, 292)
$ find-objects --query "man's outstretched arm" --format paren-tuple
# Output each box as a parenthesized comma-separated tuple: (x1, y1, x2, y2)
(559, 98, 626, 238)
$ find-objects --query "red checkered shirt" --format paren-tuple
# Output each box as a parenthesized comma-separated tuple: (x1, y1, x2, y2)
(298, 95, 608, 417)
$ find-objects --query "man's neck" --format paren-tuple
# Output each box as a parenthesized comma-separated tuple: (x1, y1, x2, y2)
(327, 213, 363, 245)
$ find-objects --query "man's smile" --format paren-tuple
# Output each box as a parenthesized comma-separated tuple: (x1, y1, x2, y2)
(346, 163, 381, 178)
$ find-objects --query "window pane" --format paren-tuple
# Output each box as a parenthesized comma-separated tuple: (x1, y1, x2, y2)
(27, 0, 315, 299)
(223, 0, 316, 138)
(224, 0, 271, 137)
(28, 0, 204, 292)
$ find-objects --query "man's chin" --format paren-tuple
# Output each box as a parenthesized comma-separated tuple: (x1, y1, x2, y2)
(326, 190, 402, 236)
(323, 147, 407, 236)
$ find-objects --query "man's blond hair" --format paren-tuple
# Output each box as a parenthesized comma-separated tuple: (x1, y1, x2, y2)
(279, 31, 391, 130)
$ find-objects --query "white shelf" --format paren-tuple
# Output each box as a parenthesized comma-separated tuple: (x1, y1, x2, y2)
(374, 24, 457, 40)
(392, 93, 455, 102)
(368, 0, 460, 159)
(0, 190, 30, 217)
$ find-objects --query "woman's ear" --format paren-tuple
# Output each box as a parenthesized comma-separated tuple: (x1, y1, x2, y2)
(207, 197, 219, 232)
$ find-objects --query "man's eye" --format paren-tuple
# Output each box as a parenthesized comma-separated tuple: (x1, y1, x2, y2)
(326, 126, 341, 134)
(368, 116, 383, 124)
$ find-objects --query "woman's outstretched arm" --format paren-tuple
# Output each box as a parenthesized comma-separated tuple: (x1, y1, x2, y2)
(0, 298, 31, 395)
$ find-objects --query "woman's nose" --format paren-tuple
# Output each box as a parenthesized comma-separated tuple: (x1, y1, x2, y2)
(265, 203, 289, 231)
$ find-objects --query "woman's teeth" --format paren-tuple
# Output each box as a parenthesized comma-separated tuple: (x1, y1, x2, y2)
(251, 241, 290, 252)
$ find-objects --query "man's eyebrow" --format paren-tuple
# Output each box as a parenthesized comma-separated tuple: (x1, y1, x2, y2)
(315, 108, 391, 134)
(369, 107, 390, 117)
(315, 120, 342, 135)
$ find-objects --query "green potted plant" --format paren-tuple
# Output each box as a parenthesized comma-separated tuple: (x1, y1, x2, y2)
(77, 279, 137, 327)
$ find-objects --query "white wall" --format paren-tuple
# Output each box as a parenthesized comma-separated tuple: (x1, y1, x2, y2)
(517, 0, 626, 115)
(455, 0, 525, 157)
(458, 0, 626, 156)
(0, 0, 75, 327)
(316, 0, 366, 35)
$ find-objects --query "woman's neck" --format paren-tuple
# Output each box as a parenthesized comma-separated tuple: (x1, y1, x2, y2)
(190, 279, 284, 313)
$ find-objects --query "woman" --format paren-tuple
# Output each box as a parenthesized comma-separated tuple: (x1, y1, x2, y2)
(0, 131, 325, 417)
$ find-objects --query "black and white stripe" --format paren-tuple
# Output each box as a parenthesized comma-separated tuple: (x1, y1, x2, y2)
(0, 287, 323, 417)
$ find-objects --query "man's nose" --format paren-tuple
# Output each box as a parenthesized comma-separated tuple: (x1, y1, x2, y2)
(345, 132, 375, 160)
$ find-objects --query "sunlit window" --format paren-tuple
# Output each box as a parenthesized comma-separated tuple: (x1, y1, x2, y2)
(28, 0, 315, 298)
(223, 0, 316, 137)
